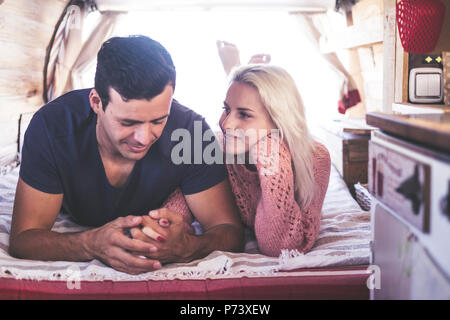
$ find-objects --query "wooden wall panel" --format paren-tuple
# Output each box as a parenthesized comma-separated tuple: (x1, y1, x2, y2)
(343, 0, 384, 117)
(0, 0, 70, 167)
(358, 43, 384, 112)
(0, 69, 43, 98)
(0, 40, 46, 71)
(1, 0, 67, 27)
(0, 11, 55, 49)
(347, 48, 367, 118)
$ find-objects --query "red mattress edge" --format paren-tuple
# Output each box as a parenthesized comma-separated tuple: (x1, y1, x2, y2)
(0, 265, 371, 300)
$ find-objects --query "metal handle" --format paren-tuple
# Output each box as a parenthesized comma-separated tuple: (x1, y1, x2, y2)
(395, 165, 422, 215)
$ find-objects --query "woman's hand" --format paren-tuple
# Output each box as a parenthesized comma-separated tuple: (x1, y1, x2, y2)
(129, 216, 169, 243)
(249, 132, 282, 176)
(130, 209, 193, 264)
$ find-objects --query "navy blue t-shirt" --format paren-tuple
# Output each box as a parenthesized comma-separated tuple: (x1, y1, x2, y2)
(20, 89, 226, 227)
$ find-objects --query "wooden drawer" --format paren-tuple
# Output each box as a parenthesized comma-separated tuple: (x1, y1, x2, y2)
(368, 141, 431, 232)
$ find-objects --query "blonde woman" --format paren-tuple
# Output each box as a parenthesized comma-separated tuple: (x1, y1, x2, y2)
(134, 65, 331, 258)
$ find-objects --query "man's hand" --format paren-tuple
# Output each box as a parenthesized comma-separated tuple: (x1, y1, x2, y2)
(130, 180, 244, 264)
(130, 209, 193, 264)
(85, 215, 163, 275)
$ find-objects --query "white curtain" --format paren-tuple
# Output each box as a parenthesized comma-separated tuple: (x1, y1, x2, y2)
(46, 6, 124, 102)
(64, 11, 125, 92)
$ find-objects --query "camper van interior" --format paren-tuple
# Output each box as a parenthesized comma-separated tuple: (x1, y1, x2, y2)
(0, 0, 449, 301)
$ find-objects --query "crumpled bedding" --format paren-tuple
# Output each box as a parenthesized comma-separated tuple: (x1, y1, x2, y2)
(0, 164, 371, 282)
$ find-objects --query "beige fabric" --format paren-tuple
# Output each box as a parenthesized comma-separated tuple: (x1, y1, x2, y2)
(46, 7, 124, 102)
(64, 11, 125, 92)
(46, 4, 86, 102)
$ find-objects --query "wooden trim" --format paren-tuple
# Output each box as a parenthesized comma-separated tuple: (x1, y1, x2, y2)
(382, 0, 397, 113)
(367, 112, 450, 157)
(401, 52, 409, 102)
(394, 35, 407, 103)
(319, 15, 383, 53)
(373, 130, 450, 163)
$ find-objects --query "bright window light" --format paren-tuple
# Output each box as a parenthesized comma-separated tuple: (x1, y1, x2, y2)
(83, 10, 342, 130)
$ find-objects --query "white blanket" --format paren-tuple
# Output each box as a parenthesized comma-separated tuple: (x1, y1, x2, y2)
(0, 165, 371, 282)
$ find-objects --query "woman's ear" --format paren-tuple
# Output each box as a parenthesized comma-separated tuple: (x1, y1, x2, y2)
(89, 88, 103, 114)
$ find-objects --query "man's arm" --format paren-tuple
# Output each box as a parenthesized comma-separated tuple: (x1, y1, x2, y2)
(135, 178, 244, 263)
(9, 178, 162, 274)
(183, 178, 244, 259)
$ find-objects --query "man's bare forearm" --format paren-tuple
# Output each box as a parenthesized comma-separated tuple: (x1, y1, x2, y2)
(182, 223, 244, 263)
(8, 229, 94, 262)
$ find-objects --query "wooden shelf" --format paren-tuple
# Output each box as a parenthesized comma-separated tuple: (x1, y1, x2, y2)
(319, 16, 383, 53)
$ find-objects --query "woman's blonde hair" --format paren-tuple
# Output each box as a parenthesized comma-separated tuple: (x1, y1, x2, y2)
(230, 64, 316, 208)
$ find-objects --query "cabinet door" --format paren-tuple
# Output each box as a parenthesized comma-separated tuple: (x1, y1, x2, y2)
(373, 202, 450, 299)
(431, 159, 450, 273)
(368, 141, 431, 233)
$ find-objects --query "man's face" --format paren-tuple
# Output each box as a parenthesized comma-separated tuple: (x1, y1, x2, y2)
(90, 85, 173, 161)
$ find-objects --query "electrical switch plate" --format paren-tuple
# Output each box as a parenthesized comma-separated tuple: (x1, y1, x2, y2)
(409, 67, 443, 103)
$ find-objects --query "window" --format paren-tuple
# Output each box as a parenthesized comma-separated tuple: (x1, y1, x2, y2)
(82, 9, 342, 130)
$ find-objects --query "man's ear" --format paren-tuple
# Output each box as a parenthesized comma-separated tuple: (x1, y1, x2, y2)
(89, 88, 103, 114)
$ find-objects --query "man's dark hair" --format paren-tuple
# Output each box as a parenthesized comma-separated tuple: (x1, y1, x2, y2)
(95, 35, 176, 110)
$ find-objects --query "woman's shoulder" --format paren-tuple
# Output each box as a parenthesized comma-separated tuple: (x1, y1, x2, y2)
(312, 140, 330, 157)
(312, 140, 331, 176)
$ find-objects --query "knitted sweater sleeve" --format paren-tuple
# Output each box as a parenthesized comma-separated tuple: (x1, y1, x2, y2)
(252, 136, 331, 257)
(161, 188, 195, 234)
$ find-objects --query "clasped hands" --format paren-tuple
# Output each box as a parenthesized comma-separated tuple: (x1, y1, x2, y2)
(128, 208, 190, 265)
(87, 208, 191, 275)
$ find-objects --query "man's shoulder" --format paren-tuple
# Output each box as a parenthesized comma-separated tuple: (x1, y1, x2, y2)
(168, 99, 205, 128)
(35, 89, 93, 139)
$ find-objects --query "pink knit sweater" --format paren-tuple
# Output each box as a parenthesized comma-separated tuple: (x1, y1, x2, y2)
(162, 136, 331, 257)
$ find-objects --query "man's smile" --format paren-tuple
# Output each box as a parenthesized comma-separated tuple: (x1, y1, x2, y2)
(125, 142, 149, 153)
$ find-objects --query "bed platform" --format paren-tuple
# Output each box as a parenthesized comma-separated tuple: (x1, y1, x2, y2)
(0, 265, 370, 300)
(0, 165, 372, 300)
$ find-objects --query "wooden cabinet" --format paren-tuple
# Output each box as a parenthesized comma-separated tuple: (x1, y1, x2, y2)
(312, 119, 373, 197)
(366, 113, 450, 299)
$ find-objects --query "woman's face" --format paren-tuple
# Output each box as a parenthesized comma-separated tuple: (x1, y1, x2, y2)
(219, 81, 277, 155)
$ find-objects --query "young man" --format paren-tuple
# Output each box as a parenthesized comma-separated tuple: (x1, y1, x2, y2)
(9, 36, 243, 275)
